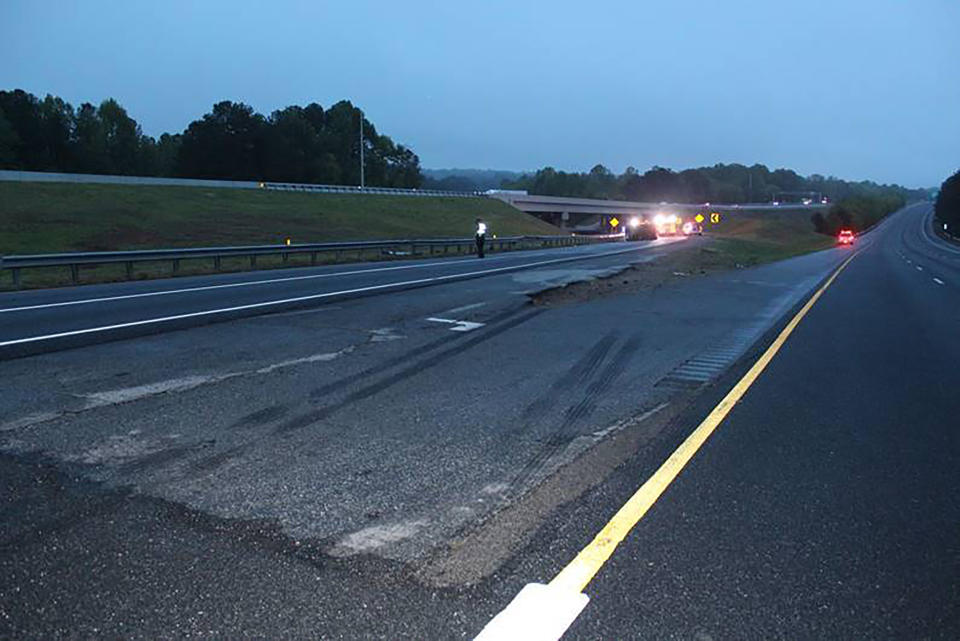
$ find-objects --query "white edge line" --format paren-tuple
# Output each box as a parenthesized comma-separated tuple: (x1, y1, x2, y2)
(473, 583, 589, 641)
(0, 256, 488, 314)
(1, 238, 682, 314)
(0, 246, 643, 347)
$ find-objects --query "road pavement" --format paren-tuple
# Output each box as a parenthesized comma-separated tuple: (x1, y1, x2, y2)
(4, 206, 951, 639)
(519, 202, 959, 639)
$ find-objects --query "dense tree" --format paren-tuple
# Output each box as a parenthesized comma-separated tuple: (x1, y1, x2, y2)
(934, 169, 960, 232)
(0, 89, 422, 187)
(503, 162, 926, 206)
(0, 107, 18, 165)
(73, 102, 109, 172)
(177, 101, 267, 180)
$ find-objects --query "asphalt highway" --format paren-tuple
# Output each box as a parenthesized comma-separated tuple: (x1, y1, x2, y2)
(519, 202, 960, 639)
(3, 205, 953, 639)
(0, 239, 678, 358)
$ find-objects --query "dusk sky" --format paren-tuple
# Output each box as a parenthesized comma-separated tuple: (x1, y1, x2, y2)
(2, 0, 957, 187)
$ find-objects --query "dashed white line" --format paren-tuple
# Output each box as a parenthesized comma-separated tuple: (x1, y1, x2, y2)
(933, 277, 945, 285)
(916, 265, 924, 271)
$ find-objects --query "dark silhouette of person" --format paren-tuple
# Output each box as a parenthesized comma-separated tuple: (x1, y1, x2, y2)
(475, 218, 487, 258)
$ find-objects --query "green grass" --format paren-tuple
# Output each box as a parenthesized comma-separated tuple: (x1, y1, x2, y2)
(0, 182, 561, 255)
(705, 208, 834, 266)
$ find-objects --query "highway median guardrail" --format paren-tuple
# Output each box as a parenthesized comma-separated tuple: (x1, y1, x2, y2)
(0, 170, 486, 198)
(0, 233, 625, 289)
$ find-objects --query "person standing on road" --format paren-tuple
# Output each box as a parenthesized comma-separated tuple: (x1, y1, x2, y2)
(475, 218, 487, 258)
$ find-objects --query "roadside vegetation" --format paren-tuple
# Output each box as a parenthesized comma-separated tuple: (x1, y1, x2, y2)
(0, 181, 560, 290)
(2, 88, 928, 209)
(500, 163, 926, 205)
(0, 182, 557, 256)
(0, 89, 420, 187)
(810, 194, 905, 236)
(534, 209, 835, 305)
(934, 169, 960, 238)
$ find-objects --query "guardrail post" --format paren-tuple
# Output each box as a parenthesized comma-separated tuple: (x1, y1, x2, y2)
(311, 252, 318, 265)
(12, 267, 21, 290)
(282, 252, 289, 265)
(172, 259, 180, 274)
(214, 256, 221, 271)
(70, 264, 79, 284)
(250, 255, 257, 268)
(125, 262, 133, 279)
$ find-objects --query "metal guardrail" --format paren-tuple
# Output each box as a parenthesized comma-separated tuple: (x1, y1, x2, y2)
(261, 182, 484, 198)
(0, 234, 624, 289)
(0, 170, 486, 198)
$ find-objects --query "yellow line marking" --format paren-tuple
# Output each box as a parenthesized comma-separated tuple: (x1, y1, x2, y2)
(549, 251, 859, 594)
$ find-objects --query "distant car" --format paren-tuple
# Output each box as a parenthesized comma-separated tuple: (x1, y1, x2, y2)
(837, 230, 855, 245)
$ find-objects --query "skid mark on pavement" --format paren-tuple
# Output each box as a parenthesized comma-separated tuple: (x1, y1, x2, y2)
(308, 305, 529, 403)
(522, 332, 619, 420)
(279, 309, 545, 434)
(230, 405, 292, 430)
(507, 335, 643, 497)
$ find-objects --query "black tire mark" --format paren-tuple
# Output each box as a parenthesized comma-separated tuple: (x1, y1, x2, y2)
(521, 332, 619, 419)
(230, 405, 291, 430)
(308, 304, 530, 402)
(507, 334, 643, 496)
(275, 308, 546, 435)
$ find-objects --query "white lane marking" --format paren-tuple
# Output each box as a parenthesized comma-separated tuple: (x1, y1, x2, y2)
(933, 277, 945, 285)
(426, 317, 485, 332)
(473, 583, 589, 641)
(437, 301, 487, 316)
(0, 240, 684, 314)
(0, 241, 632, 314)
(82, 375, 228, 406)
(1, 347, 353, 432)
(1, 248, 641, 347)
(916, 265, 924, 271)
(0, 258, 481, 313)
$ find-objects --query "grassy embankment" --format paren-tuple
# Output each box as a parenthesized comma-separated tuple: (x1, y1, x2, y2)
(703, 207, 835, 268)
(0, 182, 560, 289)
(533, 208, 836, 304)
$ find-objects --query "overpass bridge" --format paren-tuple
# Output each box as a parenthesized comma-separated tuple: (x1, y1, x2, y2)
(487, 191, 825, 231)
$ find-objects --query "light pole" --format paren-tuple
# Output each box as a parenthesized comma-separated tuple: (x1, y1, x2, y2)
(359, 109, 365, 189)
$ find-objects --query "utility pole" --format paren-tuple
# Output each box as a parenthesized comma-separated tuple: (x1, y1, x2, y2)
(359, 109, 365, 189)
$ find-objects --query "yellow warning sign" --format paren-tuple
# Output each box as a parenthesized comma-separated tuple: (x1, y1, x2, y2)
(710, 212, 721, 224)
(609, 217, 620, 228)
(694, 213, 705, 224)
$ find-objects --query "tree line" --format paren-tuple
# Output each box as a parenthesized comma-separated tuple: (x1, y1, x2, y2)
(500, 163, 927, 206)
(0, 89, 422, 187)
(934, 169, 960, 235)
(810, 194, 906, 236)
